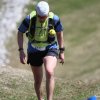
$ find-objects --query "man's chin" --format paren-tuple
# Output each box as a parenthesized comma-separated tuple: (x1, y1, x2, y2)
(39, 20, 45, 23)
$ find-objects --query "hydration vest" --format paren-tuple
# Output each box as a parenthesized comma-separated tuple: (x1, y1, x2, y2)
(26, 11, 56, 48)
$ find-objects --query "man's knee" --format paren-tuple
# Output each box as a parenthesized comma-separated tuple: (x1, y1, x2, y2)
(46, 69, 54, 79)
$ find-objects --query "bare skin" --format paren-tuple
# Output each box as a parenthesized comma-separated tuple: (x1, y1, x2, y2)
(43, 56, 57, 100)
(31, 66, 43, 100)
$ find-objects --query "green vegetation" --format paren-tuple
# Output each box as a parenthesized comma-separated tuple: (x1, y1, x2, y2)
(48, 0, 100, 15)
(1, 0, 100, 99)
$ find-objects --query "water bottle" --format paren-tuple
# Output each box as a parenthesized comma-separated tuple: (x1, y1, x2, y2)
(47, 29, 56, 43)
(87, 95, 97, 100)
(87, 95, 100, 100)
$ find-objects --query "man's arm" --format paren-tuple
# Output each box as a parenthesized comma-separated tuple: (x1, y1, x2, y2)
(17, 31, 24, 50)
(57, 31, 65, 64)
(57, 31, 64, 48)
(17, 31, 27, 64)
(17, 15, 30, 64)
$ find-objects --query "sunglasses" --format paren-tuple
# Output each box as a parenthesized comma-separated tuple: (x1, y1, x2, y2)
(37, 15, 48, 19)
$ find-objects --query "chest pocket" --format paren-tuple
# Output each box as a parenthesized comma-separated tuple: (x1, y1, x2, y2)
(34, 18, 48, 42)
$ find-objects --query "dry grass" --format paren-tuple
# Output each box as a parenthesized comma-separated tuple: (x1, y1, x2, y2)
(1, 0, 100, 100)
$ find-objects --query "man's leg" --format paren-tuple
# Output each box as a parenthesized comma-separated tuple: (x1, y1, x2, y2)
(43, 56, 57, 100)
(31, 66, 43, 100)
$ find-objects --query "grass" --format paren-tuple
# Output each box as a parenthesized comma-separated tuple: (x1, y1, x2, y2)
(48, 0, 100, 15)
(1, 0, 100, 100)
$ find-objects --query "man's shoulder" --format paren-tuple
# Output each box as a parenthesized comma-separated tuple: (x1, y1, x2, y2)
(22, 15, 30, 24)
(53, 15, 60, 21)
(25, 15, 30, 20)
(49, 12, 59, 20)
(51, 12, 60, 21)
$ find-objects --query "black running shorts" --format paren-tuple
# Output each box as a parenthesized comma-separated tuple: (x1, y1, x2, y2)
(27, 49, 58, 66)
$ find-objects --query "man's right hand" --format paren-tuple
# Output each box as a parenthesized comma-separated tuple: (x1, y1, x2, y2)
(19, 50, 27, 64)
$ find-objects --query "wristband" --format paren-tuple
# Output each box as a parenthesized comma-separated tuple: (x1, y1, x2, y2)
(59, 47, 65, 53)
(59, 47, 65, 52)
(18, 48, 23, 51)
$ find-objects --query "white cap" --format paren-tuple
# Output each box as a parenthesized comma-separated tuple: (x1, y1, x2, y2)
(36, 1, 49, 17)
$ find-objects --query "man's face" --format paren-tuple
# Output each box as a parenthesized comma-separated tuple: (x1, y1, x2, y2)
(37, 14, 48, 23)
